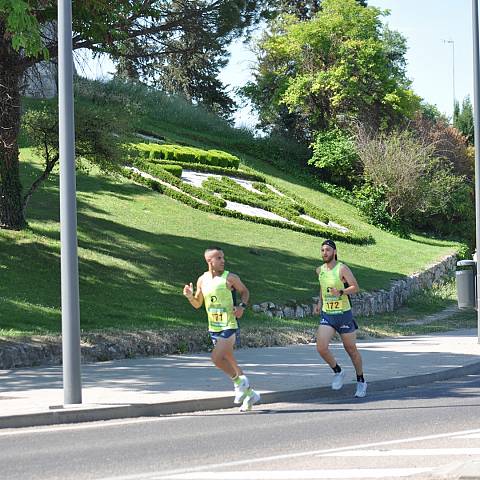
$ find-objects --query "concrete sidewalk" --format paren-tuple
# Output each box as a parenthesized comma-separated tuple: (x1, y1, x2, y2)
(0, 329, 479, 429)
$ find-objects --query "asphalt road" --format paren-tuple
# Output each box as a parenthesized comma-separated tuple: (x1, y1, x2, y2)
(2, 374, 480, 480)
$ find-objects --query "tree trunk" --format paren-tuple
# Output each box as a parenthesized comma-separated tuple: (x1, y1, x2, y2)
(0, 21, 26, 230)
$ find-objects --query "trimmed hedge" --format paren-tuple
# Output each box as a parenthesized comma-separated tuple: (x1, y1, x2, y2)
(160, 164, 183, 178)
(131, 158, 225, 208)
(204, 176, 303, 219)
(135, 142, 240, 169)
(150, 159, 266, 181)
(123, 167, 372, 244)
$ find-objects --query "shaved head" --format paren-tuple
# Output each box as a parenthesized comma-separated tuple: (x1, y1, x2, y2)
(204, 246, 223, 260)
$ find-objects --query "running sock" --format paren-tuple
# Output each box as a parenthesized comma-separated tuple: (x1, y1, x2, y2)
(357, 374, 365, 383)
(332, 364, 342, 374)
(232, 374, 246, 385)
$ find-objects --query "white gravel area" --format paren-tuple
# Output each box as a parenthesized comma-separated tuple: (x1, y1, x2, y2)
(300, 215, 349, 232)
(181, 170, 265, 194)
(299, 214, 329, 227)
(224, 200, 295, 223)
(181, 170, 220, 188)
(135, 133, 163, 143)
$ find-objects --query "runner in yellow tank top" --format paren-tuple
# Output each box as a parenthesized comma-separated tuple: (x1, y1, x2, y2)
(313, 239, 367, 398)
(183, 247, 261, 412)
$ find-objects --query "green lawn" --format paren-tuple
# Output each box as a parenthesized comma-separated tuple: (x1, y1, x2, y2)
(0, 141, 461, 337)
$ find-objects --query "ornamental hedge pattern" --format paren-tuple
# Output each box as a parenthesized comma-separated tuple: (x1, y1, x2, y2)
(126, 143, 374, 245)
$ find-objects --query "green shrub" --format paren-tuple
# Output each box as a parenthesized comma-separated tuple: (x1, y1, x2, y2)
(131, 158, 225, 207)
(134, 143, 240, 169)
(354, 127, 475, 243)
(309, 128, 360, 187)
(353, 183, 405, 235)
(151, 159, 265, 181)
(160, 164, 183, 178)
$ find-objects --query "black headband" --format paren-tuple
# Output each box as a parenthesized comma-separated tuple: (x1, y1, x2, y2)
(322, 239, 337, 250)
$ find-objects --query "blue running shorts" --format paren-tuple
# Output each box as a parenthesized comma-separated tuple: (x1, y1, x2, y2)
(209, 328, 239, 346)
(320, 310, 358, 334)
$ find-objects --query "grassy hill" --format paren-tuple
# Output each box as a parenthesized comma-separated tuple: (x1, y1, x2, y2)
(0, 80, 464, 337)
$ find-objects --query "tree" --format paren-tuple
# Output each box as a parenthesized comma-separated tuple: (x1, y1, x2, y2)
(454, 96, 474, 145)
(242, 0, 419, 141)
(412, 110, 473, 178)
(0, 0, 267, 230)
(21, 92, 133, 216)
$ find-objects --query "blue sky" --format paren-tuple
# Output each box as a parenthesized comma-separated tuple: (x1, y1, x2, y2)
(80, 1, 475, 126)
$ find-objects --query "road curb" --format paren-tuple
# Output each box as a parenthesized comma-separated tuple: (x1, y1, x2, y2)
(2, 361, 480, 429)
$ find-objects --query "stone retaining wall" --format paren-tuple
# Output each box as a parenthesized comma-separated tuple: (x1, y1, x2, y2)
(0, 328, 315, 370)
(252, 253, 457, 319)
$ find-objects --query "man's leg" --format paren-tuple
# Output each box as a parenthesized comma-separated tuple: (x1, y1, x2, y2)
(341, 331, 363, 375)
(341, 331, 367, 398)
(317, 324, 345, 390)
(211, 335, 238, 377)
(316, 325, 337, 367)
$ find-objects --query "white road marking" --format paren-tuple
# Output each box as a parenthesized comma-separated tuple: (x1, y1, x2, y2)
(455, 433, 480, 439)
(0, 415, 186, 437)
(158, 468, 433, 479)
(322, 447, 480, 457)
(95, 427, 480, 480)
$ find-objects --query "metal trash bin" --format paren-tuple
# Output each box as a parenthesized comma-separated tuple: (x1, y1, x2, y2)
(456, 259, 477, 309)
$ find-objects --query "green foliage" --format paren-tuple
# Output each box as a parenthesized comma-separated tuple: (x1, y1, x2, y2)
(134, 142, 240, 169)
(128, 160, 373, 244)
(130, 158, 225, 208)
(309, 128, 359, 187)
(353, 183, 405, 235)
(0, 0, 47, 57)
(159, 164, 183, 178)
(203, 176, 305, 218)
(150, 159, 266, 181)
(20, 97, 133, 209)
(453, 96, 474, 145)
(354, 127, 475, 244)
(412, 163, 475, 245)
(243, 0, 420, 140)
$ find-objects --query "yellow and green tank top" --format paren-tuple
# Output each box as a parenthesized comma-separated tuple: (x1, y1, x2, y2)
(202, 270, 238, 332)
(318, 262, 351, 314)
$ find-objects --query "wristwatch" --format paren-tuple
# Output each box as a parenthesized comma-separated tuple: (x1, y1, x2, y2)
(339, 289, 344, 296)
(239, 302, 248, 309)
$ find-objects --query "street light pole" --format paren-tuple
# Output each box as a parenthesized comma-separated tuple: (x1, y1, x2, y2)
(472, 0, 480, 343)
(58, 0, 82, 403)
(443, 39, 456, 118)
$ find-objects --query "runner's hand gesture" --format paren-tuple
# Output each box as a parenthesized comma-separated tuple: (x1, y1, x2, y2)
(183, 282, 194, 299)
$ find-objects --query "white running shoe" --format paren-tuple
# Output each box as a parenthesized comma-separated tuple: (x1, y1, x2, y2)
(233, 375, 249, 404)
(239, 389, 261, 412)
(354, 381, 367, 398)
(331, 370, 345, 390)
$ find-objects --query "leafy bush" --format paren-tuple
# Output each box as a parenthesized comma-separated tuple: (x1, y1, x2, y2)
(309, 128, 360, 187)
(353, 183, 405, 235)
(413, 112, 473, 178)
(354, 126, 475, 242)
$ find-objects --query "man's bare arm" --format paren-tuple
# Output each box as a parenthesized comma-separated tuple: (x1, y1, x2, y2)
(183, 276, 204, 309)
(340, 265, 359, 295)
